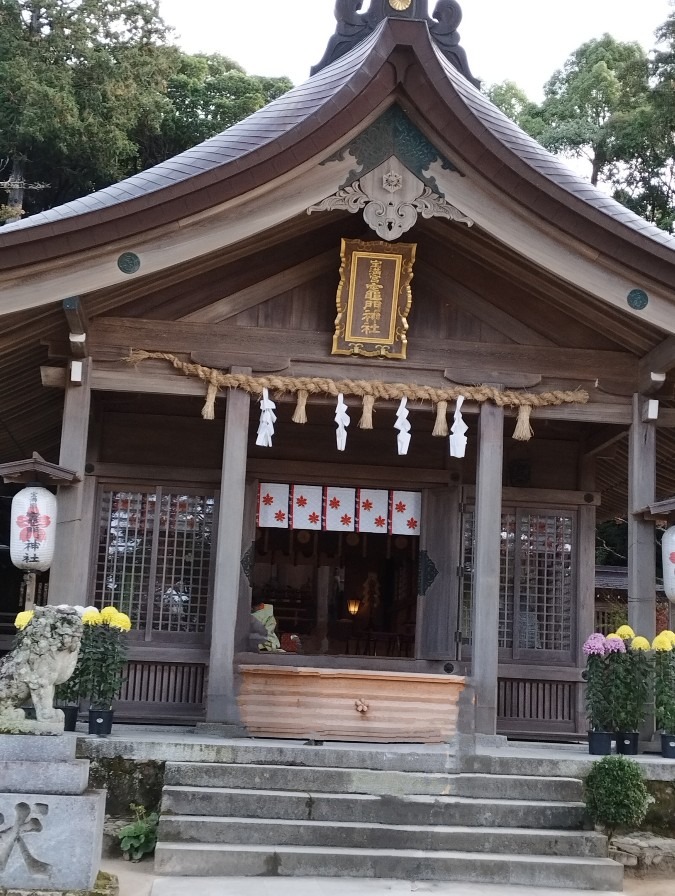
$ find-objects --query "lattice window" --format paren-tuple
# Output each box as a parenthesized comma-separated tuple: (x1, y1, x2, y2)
(461, 511, 515, 649)
(515, 512, 574, 656)
(93, 487, 214, 641)
(461, 506, 575, 659)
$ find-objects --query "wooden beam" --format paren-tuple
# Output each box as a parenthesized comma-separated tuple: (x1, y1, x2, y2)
(445, 368, 542, 389)
(180, 251, 336, 324)
(90, 318, 639, 384)
(585, 428, 628, 457)
(639, 335, 675, 393)
(63, 296, 89, 358)
(83, 361, 636, 424)
(248, 459, 450, 487)
(191, 351, 290, 372)
(416, 268, 554, 347)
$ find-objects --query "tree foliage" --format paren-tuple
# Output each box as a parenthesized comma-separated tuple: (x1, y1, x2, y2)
(0, 1, 292, 221)
(486, 16, 675, 232)
(133, 54, 292, 171)
(0, 0, 179, 218)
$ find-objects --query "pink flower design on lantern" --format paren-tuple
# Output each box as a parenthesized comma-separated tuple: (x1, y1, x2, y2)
(16, 500, 51, 544)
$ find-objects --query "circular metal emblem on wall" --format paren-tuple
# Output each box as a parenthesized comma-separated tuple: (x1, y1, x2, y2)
(117, 252, 141, 275)
(627, 288, 649, 310)
(389, 0, 412, 9)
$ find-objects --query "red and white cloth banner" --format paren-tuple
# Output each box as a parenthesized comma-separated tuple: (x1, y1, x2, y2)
(290, 485, 323, 530)
(324, 486, 356, 532)
(390, 490, 422, 535)
(257, 483, 290, 528)
(357, 488, 389, 533)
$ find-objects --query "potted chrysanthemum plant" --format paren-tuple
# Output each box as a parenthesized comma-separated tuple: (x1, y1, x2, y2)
(79, 606, 131, 736)
(610, 625, 652, 755)
(583, 633, 612, 754)
(653, 630, 675, 758)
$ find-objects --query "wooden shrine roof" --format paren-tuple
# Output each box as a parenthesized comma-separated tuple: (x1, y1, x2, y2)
(0, 18, 674, 282)
(0, 14, 674, 522)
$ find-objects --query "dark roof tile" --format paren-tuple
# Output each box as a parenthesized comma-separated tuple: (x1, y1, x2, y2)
(431, 44, 675, 251)
(1, 25, 384, 237)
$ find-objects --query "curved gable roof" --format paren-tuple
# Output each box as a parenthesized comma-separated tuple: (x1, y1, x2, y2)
(0, 17, 673, 285)
(429, 43, 675, 252)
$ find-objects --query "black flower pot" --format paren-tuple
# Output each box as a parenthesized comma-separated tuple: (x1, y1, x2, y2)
(88, 708, 114, 737)
(62, 705, 79, 732)
(661, 733, 675, 759)
(616, 732, 639, 755)
(588, 731, 613, 755)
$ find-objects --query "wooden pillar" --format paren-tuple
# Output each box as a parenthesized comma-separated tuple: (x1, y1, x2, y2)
(471, 402, 504, 735)
(576, 454, 597, 732)
(416, 486, 459, 660)
(628, 394, 656, 641)
(48, 359, 93, 606)
(233, 478, 258, 655)
(206, 379, 250, 724)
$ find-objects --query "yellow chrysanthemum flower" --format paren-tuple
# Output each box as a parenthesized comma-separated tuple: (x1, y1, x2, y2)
(661, 630, 675, 647)
(653, 633, 674, 651)
(616, 625, 636, 640)
(100, 606, 119, 623)
(82, 608, 102, 625)
(606, 632, 618, 640)
(631, 636, 651, 651)
(14, 610, 34, 630)
(109, 612, 132, 632)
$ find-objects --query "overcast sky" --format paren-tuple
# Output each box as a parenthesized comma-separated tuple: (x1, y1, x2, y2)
(158, 0, 673, 99)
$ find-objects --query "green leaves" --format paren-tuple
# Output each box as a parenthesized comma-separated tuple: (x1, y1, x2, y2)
(118, 804, 158, 862)
(584, 755, 652, 840)
(0, 3, 294, 218)
(0, 0, 176, 215)
(487, 18, 675, 232)
(654, 649, 675, 733)
(134, 53, 293, 169)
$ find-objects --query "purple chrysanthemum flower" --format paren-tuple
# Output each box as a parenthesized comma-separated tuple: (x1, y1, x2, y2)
(605, 635, 626, 654)
(583, 633, 607, 656)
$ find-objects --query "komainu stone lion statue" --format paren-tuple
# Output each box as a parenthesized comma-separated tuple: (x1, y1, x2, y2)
(0, 606, 83, 734)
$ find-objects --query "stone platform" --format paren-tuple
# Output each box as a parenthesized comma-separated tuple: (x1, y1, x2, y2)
(0, 735, 105, 892)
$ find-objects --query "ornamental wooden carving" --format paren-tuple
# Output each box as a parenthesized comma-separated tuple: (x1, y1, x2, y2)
(332, 239, 416, 360)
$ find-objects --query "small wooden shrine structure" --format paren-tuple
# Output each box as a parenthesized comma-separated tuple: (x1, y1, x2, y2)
(1, 0, 675, 739)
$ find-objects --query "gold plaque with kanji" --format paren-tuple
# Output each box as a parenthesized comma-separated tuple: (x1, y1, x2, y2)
(332, 239, 416, 359)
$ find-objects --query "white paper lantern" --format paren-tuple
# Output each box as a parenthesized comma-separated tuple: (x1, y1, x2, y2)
(10, 485, 58, 572)
(663, 526, 675, 602)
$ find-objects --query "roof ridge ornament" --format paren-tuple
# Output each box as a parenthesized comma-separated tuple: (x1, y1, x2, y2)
(307, 157, 474, 240)
(311, 0, 480, 87)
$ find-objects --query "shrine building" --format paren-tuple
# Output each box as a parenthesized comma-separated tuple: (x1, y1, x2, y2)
(1, 0, 675, 740)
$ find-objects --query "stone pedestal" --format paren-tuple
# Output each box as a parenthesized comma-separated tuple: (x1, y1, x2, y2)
(0, 735, 105, 892)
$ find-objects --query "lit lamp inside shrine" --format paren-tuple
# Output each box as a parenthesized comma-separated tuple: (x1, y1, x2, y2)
(347, 598, 361, 617)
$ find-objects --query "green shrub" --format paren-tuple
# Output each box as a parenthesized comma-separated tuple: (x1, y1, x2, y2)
(584, 755, 652, 840)
(118, 804, 159, 862)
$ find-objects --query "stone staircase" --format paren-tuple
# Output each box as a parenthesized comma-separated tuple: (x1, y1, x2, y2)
(155, 743, 623, 890)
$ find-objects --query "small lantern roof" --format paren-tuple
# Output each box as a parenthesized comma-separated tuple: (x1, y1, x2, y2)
(0, 452, 79, 485)
(640, 497, 675, 521)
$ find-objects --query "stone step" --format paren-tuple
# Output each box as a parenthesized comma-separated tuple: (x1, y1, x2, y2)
(472, 754, 594, 780)
(153, 842, 622, 890)
(163, 763, 582, 801)
(158, 815, 607, 857)
(80, 737, 459, 772)
(161, 786, 587, 829)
